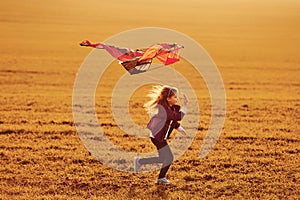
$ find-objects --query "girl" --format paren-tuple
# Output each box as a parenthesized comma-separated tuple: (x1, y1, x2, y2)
(134, 85, 188, 184)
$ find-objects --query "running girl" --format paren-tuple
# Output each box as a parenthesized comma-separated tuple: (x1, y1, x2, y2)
(134, 85, 188, 184)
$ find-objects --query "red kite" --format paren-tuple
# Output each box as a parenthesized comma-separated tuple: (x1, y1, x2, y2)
(80, 40, 184, 74)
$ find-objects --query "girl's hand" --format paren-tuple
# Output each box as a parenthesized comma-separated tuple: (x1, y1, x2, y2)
(177, 126, 187, 135)
(182, 93, 189, 106)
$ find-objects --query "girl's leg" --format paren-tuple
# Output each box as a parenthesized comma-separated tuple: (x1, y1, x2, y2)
(138, 138, 164, 165)
(150, 138, 174, 179)
(157, 143, 174, 179)
(138, 156, 162, 165)
(137, 138, 174, 179)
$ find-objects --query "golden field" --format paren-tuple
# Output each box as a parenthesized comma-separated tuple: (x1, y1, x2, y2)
(0, 0, 299, 199)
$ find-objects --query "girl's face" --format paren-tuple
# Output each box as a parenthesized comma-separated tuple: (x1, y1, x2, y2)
(167, 93, 178, 106)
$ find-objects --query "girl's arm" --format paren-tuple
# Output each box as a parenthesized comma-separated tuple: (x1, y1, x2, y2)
(170, 121, 186, 135)
(177, 126, 186, 135)
(174, 93, 189, 120)
(173, 106, 187, 121)
(174, 94, 188, 135)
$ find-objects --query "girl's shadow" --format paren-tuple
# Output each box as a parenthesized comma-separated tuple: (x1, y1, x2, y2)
(153, 183, 177, 198)
(127, 183, 175, 199)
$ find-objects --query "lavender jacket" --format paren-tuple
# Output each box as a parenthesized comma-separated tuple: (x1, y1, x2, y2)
(146, 104, 185, 142)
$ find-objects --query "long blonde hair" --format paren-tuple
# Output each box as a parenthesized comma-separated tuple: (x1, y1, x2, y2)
(144, 85, 178, 115)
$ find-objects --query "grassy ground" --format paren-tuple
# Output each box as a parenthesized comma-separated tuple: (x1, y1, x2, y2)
(0, 0, 299, 199)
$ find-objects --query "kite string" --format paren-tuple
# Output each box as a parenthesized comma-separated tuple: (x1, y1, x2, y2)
(139, 63, 182, 96)
(138, 64, 165, 84)
(171, 64, 184, 104)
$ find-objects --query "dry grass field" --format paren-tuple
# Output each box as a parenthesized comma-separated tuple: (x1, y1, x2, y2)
(0, 0, 299, 199)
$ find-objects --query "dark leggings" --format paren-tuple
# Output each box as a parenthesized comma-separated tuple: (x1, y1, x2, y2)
(139, 138, 174, 179)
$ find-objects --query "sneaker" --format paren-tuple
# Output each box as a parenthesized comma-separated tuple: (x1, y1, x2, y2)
(134, 157, 141, 173)
(157, 177, 170, 184)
